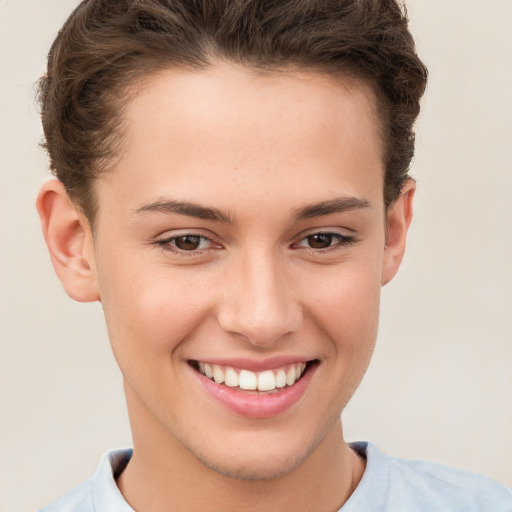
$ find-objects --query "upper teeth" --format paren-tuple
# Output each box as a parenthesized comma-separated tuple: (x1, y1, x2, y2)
(197, 362, 307, 391)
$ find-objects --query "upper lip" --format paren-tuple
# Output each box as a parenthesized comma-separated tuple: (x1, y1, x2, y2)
(189, 355, 317, 372)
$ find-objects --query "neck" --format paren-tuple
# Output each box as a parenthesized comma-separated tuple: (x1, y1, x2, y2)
(118, 388, 365, 512)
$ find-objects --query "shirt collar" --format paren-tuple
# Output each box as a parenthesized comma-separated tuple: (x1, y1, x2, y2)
(90, 443, 385, 511)
(92, 449, 134, 511)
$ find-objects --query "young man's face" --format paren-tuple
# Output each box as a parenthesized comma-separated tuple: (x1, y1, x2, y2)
(50, 64, 412, 480)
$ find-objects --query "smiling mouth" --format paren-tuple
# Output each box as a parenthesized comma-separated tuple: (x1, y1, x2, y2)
(189, 360, 317, 394)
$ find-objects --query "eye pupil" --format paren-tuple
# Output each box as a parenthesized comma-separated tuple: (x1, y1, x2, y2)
(175, 235, 201, 251)
(307, 234, 333, 249)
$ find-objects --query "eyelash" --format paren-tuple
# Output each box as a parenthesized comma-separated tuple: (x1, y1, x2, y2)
(154, 231, 357, 256)
(291, 232, 357, 253)
(155, 233, 216, 256)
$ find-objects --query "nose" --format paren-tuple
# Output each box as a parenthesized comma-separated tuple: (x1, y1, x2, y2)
(217, 251, 303, 347)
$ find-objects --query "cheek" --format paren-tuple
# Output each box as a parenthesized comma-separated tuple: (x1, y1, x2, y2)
(306, 258, 382, 355)
(97, 257, 211, 370)
(304, 261, 382, 414)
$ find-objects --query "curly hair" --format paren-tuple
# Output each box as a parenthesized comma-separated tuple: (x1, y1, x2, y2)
(38, 0, 428, 222)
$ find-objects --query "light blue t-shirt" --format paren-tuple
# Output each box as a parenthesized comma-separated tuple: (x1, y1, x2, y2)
(39, 442, 512, 511)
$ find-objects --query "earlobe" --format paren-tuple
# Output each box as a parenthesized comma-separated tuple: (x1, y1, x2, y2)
(381, 180, 415, 286)
(36, 179, 100, 302)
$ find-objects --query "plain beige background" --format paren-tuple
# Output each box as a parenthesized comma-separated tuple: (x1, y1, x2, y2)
(0, 1, 511, 511)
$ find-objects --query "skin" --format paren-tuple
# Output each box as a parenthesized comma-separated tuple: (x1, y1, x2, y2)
(37, 63, 414, 512)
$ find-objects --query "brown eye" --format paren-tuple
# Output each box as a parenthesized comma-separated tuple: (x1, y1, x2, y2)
(174, 235, 202, 251)
(306, 233, 334, 249)
(156, 233, 218, 254)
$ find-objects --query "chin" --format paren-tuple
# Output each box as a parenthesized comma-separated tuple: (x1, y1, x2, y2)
(197, 449, 311, 481)
(184, 430, 321, 481)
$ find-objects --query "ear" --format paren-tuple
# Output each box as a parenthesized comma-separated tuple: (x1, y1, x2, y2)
(381, 179, 415, 286)
(36, 179, 100, 302)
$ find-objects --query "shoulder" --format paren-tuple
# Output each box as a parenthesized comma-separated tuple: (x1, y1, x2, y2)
(387, 452, 512, 511)
(347, 442, 512, 512)
(37, 477, 94, 512)
(37, 449, 133, 512)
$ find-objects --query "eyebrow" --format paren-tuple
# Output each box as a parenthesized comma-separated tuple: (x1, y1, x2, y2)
(134, 196, 370, 223)
(294, 197, 371, 220)
(134, 199, 233, 223)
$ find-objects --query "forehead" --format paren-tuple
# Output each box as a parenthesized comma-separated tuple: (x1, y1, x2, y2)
(99, 64, 384, 214)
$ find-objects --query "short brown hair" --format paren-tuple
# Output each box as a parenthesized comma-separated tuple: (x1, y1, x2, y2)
(38, 0, 427, 222)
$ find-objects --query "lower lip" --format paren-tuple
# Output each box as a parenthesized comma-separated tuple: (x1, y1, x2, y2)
(192, 364, 317, 419)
